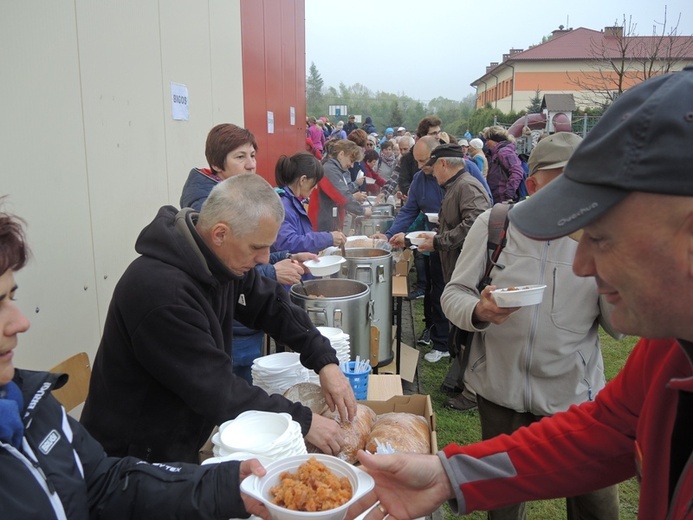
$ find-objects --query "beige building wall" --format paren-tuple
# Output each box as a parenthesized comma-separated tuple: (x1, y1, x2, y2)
(478, 61, 599, 113)
(1, 0, 245, 370)
(478, 59, 693, 113)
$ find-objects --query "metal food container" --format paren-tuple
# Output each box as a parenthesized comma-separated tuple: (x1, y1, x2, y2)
(370, 204, 395, 216)
(353, 215, 394, 236)
(290, 279, 371, 363)
(338, 248, 393, 367)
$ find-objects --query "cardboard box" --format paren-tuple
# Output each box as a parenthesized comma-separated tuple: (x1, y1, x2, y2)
(199, 392, 437, 464)
(367, 374, 403, 400)
(394, 248, 413, 277)
(359, 394, 438, 454)
(200, 427, 217, 463)
(378, 342, 419, 383)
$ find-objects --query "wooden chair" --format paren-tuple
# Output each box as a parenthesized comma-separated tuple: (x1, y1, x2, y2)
(49, 352, 91, 413)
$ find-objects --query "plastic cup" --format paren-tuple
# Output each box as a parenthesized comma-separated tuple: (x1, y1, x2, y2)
(341, 361, 371, 400)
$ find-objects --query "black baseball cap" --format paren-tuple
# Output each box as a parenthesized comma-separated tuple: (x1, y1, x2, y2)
(425, 143, 466, 166)
(510, 66, 693, 240)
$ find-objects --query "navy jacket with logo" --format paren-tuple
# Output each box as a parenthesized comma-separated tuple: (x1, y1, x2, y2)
(2, 369, 249, 519)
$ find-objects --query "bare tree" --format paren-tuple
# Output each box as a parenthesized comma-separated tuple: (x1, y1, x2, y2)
(570, 8, 693, 109)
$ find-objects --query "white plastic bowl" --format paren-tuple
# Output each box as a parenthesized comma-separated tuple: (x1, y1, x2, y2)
(345, 235, 368, 243)
(316, 326, 345, 340)
(405, 230, 436, 246)
(425, 212, 439, 224)
(255, 352, 302, 371)
(491, 284, 547, 308)
(240, 454, 375, 520)
(219, 411, 293, 453)
(304, 256, 346, 277)
(201, 451, 272, 466)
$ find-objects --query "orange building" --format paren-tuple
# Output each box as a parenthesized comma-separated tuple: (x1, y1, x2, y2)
(472, 26, 693, 112)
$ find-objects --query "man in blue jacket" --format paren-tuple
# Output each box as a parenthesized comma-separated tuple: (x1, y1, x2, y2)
(372, 137, 491, 366)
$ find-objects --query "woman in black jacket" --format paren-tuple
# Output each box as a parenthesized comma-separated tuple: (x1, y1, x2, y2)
(0, 208, 268, 520)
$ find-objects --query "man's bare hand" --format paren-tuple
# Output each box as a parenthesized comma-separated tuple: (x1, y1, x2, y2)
(472, 285, 520, 324)
(273, 259, 304, 285)
(304, 413, 344, 455)
(240, 459, 269, 519)
(319, 363, 357, 422)
(389, 232, 406, 248)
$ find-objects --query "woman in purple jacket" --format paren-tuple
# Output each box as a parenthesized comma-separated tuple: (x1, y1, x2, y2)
(273, 152, 346, 260)
(484, 126, 526, 203)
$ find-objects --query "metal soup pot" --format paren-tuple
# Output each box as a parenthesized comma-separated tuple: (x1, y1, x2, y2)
(370, 204, 395, 216)
(290, 279, 371, 363)
(353, 215, 394, 236)
(338, 248, 393, 367)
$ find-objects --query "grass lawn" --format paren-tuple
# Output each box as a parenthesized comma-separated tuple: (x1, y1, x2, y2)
(413, 300, 641, 519)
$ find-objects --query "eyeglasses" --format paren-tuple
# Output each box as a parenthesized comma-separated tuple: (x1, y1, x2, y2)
(366, 142, 375, 148)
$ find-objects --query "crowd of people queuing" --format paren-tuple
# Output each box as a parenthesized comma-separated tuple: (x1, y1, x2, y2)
(2, 68, 691, 519)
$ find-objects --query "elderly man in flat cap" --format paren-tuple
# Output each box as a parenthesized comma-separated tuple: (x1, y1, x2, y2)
(416, 143, 491, 366)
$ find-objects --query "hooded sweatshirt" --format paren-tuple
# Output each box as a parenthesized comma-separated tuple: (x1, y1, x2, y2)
(81, 206, 338, 463)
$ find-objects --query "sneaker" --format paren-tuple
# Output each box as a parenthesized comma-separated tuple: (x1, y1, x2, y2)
(424, 349, 450, 363)
(406, 288, 425, 300)
(444, 393, 478, 411)
(417, 328, 432, 346)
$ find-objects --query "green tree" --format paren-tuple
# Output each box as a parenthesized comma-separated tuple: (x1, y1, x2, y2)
(526, 88, 542, 113)
(306, 62, 325, 116)
(468, 106, 505, 135)
(388, 101, 404, 128)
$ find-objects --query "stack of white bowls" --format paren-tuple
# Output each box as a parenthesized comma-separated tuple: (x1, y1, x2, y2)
(316, 326, 351, 365)
(251, 352, 308, 395)
(205, 411, 307, 465)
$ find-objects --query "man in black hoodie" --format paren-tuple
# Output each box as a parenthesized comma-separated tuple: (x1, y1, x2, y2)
(0, 208, 269, 520)
(82, 174, 356, 463)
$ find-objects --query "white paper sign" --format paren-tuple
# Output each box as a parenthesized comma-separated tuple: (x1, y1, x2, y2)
(171, 82, 189, 121)
(290, 107, 296, 126)
(267, 111, 274, 134)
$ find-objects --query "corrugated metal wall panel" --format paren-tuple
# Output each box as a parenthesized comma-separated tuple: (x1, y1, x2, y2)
(2, 1, 246, 370)
(240, 0, 306, 184)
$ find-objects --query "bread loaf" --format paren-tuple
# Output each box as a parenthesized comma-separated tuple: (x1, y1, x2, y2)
(321, 404, 376, 463)
(366, 412, 430, 454)
(283, 383, 327, 414)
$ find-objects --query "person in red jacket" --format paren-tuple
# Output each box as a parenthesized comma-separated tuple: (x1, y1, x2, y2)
(362, 149, 386, 195)
(346, 67, 693, 520)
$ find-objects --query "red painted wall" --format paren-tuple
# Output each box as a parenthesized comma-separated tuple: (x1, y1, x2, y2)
(240, 0, 306, 185)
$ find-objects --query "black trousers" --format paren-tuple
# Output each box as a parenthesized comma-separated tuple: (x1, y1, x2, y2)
(423, 252, 448, 352)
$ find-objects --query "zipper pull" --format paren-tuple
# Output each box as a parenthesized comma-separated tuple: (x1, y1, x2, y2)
(32, 459, 56, 494)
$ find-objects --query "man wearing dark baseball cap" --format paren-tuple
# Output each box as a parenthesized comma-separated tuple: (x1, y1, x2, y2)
(345, 67, 693, 520)
(440, 131, 620, 518)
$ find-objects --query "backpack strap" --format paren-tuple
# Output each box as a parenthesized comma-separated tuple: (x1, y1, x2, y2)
(479, 202, 513, 290)
(453, 203, 514, 381)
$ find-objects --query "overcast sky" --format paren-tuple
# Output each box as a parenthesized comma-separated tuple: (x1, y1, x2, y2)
(305, 0, 693, 102)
